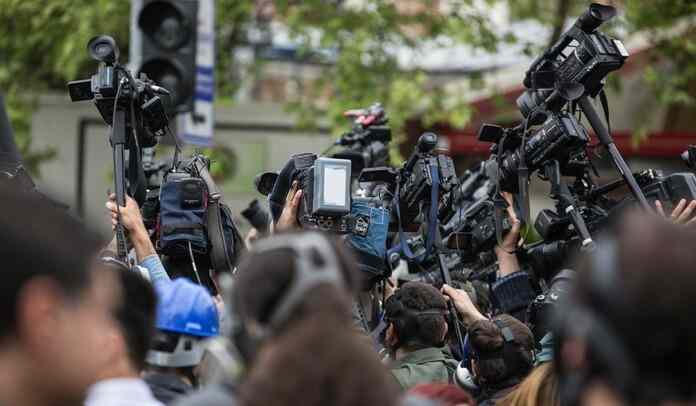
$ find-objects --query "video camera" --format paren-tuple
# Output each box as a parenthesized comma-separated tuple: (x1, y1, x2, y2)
(68, 35, 172, 260)
(332, 103, 392, 174)
(479, 112, 590, 193)
(291, 153, 354, 232)
(518, 3, 628, 119)
(68, 36, 169, 146)
(361, 132, 458, 228)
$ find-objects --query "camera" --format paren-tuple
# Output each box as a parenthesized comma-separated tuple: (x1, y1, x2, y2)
(332, 103, 392, 175)
(526, 269, 575, 346)
(614, 170, 696, 212)
(479, 112, 589, 193)
(444, 197, 513, 258)
(291, 153, 353, 232)
(519, 3, 628, 117)
(67, 35, 169, 146)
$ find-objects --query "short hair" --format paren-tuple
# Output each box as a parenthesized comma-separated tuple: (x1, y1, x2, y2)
(385, 282, 448, 348)
(469, 314, 535, 383)
(0, 184, 103, 338)
(108, 266, 157, 371)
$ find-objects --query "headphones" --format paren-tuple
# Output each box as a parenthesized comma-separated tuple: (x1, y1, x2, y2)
(381, 291, 448, 351)
(470, 318, 534, 382)
(553, 237, 639, 406)
(229, 232, 347, 363)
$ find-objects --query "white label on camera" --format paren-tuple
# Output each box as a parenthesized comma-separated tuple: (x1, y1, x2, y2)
(614, 39, 629, 57)
(323, 166, 347, 206)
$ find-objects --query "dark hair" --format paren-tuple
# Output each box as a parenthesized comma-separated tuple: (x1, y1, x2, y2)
(469, 314, 534, 385)
(566, 212, 696, 401)
(0, 184, 103, 338)
(409, 383, 476, 406)
(234, 232, 400, 406)
(108, 266, 157, 371)
(385, 281, 448, 348)
(239, 309, 400, 406)
(232, 232, 359, 331)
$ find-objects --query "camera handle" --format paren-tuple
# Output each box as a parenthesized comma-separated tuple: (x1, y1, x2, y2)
(111, 107, 130, 261)
(545, 161, 596, 251)
(578, 96, 651, 211)
(427, 165, 466, 358)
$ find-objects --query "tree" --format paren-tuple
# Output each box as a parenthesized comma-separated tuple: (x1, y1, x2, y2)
(1, 0, 504, 170)
(0, 0, 131, 175)
(269, 0, 503, 159)
(505, 0, 696, 139)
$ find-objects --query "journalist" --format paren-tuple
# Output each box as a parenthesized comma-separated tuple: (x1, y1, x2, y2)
(442, 285, 535, 405)
(383, 282, 459, 390)
(234, 232, 401, 406)
(143, 279, 220, 404)
(0, 185, 120, 406)
(555, 212, 696, 405)
(176, 232, 400, 406)
(85, 263, 162, 406)
(105, 195, 221, 404)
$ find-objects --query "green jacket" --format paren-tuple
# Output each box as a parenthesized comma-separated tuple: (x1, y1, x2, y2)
(389, 347, 459, 390)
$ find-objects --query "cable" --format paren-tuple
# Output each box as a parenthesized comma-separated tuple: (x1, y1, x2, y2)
(188, 241, 203, 285)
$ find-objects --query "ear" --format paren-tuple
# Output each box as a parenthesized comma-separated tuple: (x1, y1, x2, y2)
(440, 319, 449, 342)
(16, 277, 65, 351)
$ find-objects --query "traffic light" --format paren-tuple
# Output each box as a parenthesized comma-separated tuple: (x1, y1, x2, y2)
(132, 0, 198, 116)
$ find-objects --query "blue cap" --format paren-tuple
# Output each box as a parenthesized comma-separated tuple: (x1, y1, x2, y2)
(155, 278, 219, 337)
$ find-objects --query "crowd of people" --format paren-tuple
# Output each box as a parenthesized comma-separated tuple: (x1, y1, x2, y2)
(3, 167, 696, 406)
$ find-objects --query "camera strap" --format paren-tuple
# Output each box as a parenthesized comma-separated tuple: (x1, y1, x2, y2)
(392, 163, 440, 263)
(208, 198, 235, 273)
(599, 89, 611, 135)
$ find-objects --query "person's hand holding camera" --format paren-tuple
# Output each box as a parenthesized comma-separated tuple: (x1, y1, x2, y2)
(495, 191, 522, 277)
(441, 285, 486, 328)
(655, 199, 696, 226)
(276, 181, 303, 232)
(105, 194, 156, 261)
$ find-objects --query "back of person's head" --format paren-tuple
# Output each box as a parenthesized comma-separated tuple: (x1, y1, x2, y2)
(0, 184, 121, 406)
(147, 278, 219, 372)
(230, 231, 359, 361)
(384, 281, 448, 349)
(105, 263, 157, 372)
(556, 212, 696, 404)
(408, 383, 476, 406)
(497, 363, 559, 406)
(233, 232, 400, 406)
(0, 184, 103, 338)
(469, 314, 534, 386)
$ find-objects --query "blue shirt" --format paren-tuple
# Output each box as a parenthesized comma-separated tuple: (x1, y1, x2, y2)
(139, 254, 172, 292)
